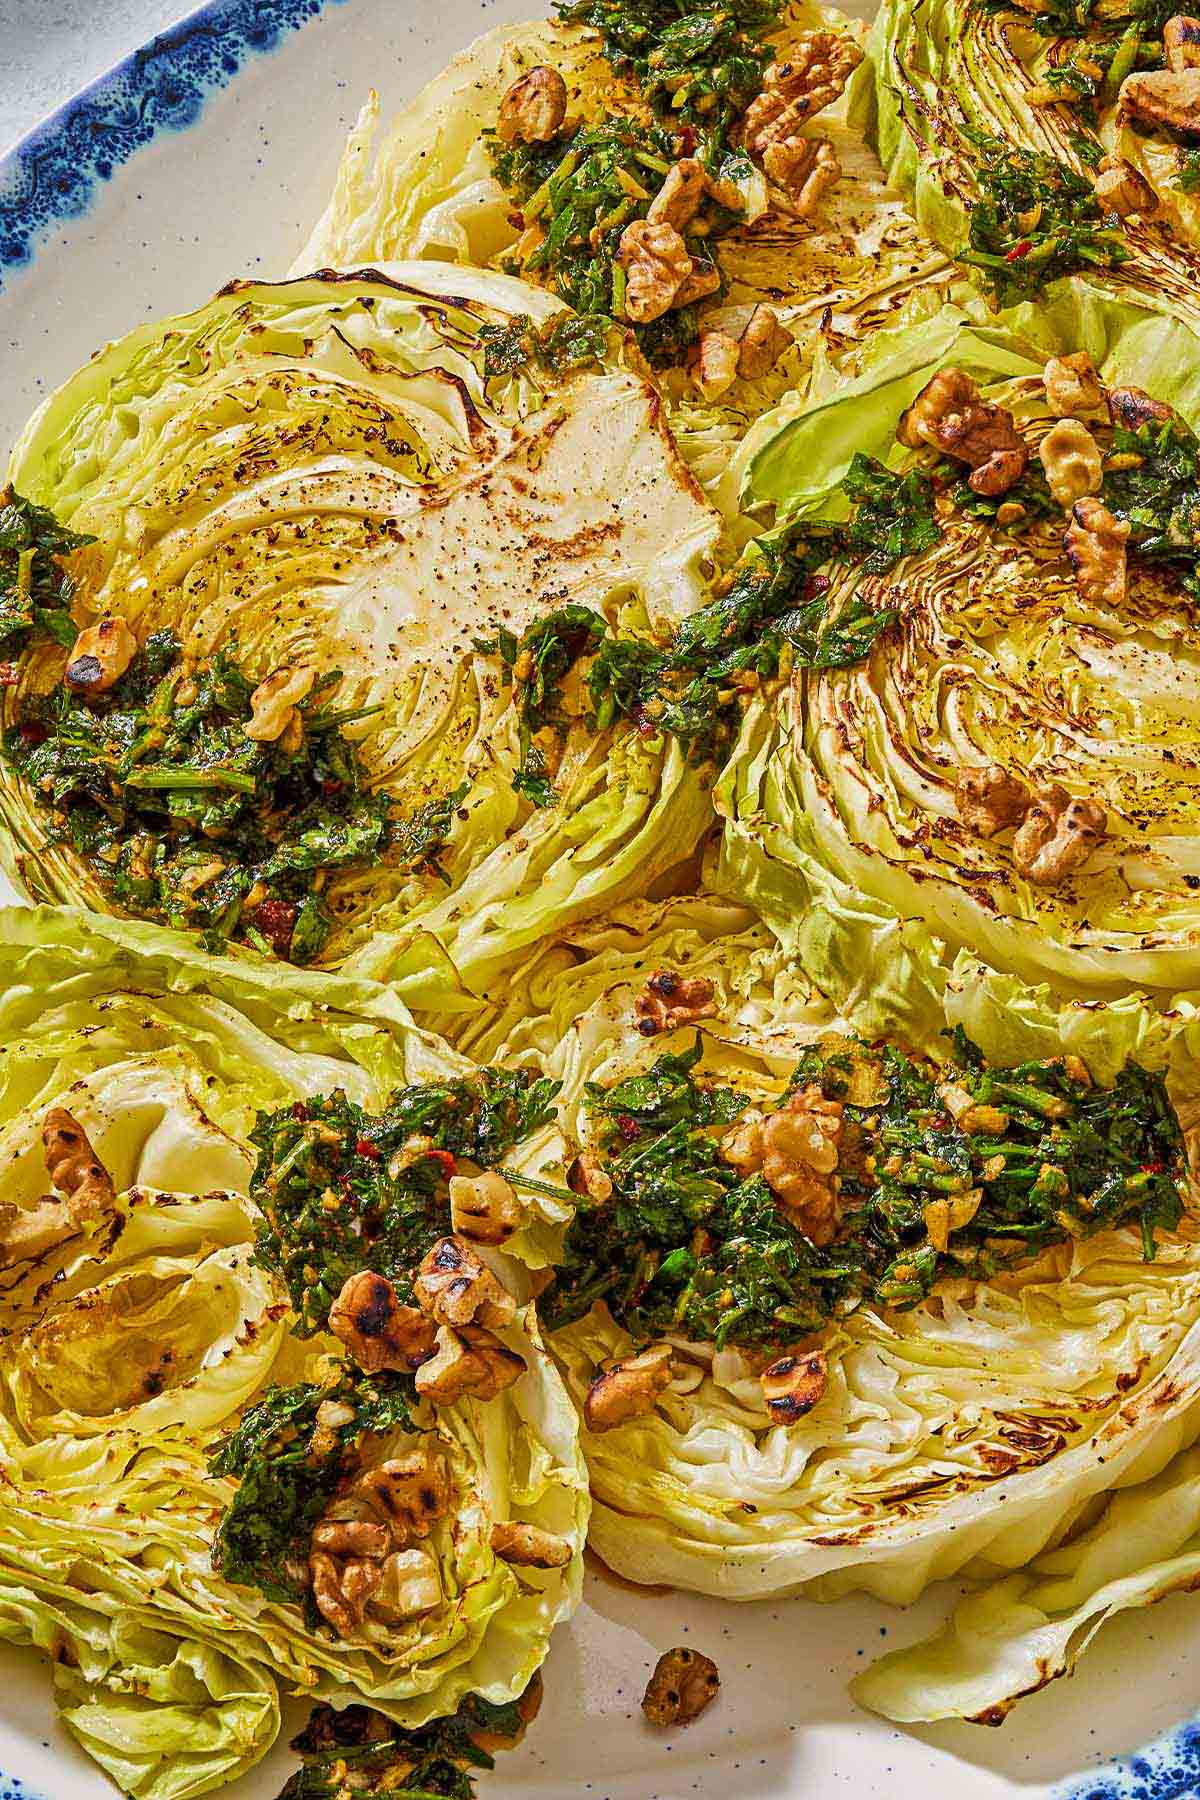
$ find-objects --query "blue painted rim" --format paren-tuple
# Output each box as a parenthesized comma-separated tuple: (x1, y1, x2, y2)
(0, 0, 347, 283)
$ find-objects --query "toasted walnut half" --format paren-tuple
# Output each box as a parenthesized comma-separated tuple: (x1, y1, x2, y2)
(449, 1171, 522, 1246)
(414, 1235, 517, 1329)
(414, 1323, 526, 1403)
(763, 135, 842, 219)
(642, 1647, 721, 1728)
(309, 1548, 382, 1637)
(1093, 154, 1158, 218)
(760, 1348, 827, 1424)
(726, 1087, 844, 1245)
(645, 157, 741, 231)
(1013, 783, 1108, 885)
(1038, 419, 1103, 509)
(738, 35, 864, 154)
(584, 1343, 674, 1432)
(244, 664, 317, 744)
(1066, 496, 1130, 607)
(696, 304, 792, 399)
(328, 1270, 437, 1375)
(567, 1151, 614, 1203)
(64, 616, 138, 695)
(898, 368, 1028, 496)
(634, 969, 716, 1036)
(356, 1453, 450, 1543)
(1165, 14, 1200, 68)
(1043, 352, 1104, 418)
(956, 764, 1032, 838)
(1106, 385, 1176, 432)
(497, 65, 567, 144)
(42, 1107, 115, 1223)
(490, 1520, 573, 1568)
(616, 219, 694, 324)
(1120, 66, 1200, 132)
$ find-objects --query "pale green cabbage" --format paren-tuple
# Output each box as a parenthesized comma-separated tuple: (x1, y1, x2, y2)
(293, 8, 952, 517)
(715, 303, 1200, 1041)
(0, 917, 587, 1798)
(3, 264, 721, 1004)
(460, 896, 1200, 1602)
(852, 0, 1200, 339)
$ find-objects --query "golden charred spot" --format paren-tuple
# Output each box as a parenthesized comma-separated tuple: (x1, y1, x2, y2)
(760, 1348, 827, 1423)
(642, 1647, 721, 1728)
(327, 1270, 437, 1375)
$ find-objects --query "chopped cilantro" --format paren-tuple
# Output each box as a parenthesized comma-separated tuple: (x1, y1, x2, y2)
(958, 132, 1130, 301)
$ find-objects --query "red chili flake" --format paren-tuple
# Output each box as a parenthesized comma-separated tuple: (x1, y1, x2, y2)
(18, 720, 47, 744)
(617, 1114, 640, 1143)
(0, 664, 18, 687)
(428, 1149, 457, 1177)
(355, 1137, 381, 1160)
(322, 779, 343, 798)
(291, 1102, 309, 1122)
(1141, 1160, 1165, 1175)
(245, 898, 297, 958)
(677, 125, 697, 155)
(803, 573, 831, 600)
(630, 704, 659, 739)
(1005, 240, 1032, 262)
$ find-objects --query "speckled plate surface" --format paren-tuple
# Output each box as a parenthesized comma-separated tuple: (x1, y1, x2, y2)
(0, 4, 1199, 1797)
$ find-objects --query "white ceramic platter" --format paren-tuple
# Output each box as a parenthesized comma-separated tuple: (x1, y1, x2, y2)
(1, 3, 1199, 1796)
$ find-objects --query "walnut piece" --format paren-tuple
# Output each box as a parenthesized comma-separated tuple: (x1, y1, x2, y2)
(413, 1235, 517, 1329)
(1066, 496, 1131, 607)
(1093, 154, 1158, 219)
(372, 1547, 443, 1622)
(695, 304, 792, 400)
(449, 1171, 521, 1246)
(616, 220, 694, 324)
(307, 1449, 448, 1638)
(414, 1322, 526, 1403)
(1012, 783, 1108, 885)
(1165, 14, 1200, 68)
(490, 1520, 573, 1568)
(309, 1548, 380, 1636)
(355, 1453, 450, 1542)
(696, 329, 741, 399)
(328, 1270, 437, 1375)
(956, 764, 1032, 838)
(646, 158, 738, 231)
(898, 368, 1028, 496)
(64, 617, 138, 695)
(739, 35, 865, 155)
(244, 664, 317, 744)
(496, 66, 567, 144)
(763, 135, 843, 219)
(760, 1348, 827, 1424)
(1106, 385, 1176, 432)
(634, 969, 716, 1036)
(1043, 352, 1104, 417)
(41, 1106, 115, 1222)
(642, 1647, 721, 1728)
(584, 1343, 673, 1432)
(1120, 66, 1200, 131)
(724, 1088, 844, 1246)
(923, 1187, 983, 1253)
(567, 1151, 613, 1202)
(1038, 419, 1103, 509)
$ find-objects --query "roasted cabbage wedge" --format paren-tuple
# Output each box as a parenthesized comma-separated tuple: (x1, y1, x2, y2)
(1, 264, 721, 999)
(715, 301, 1200, 1043)
(854, 0, 1200, 338)
(0, 915, 586, 1800)
(454, 895, 1200, 1604)
(294, 3, 952, 517)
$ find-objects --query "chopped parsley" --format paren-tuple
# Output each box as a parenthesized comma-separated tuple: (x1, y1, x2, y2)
(1102, 408, 1200, 596)
(958, 133, 1130, 301)
(3, 629, 463, 963)
(543, 1033, 1186, 1349)
(841, 453, 939, 573)
(278, 1688, 539, 1799)
(0, 489, 93, 659)
(210, 1369, 415, 1606)
(1178, 148, 1200, 195)
(477, 310, 613, 379)
(250, 1072, 560, 1333)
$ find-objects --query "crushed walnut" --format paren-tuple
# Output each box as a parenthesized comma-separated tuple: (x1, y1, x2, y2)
(1164, 13, 1200, 68)
(328, 1270, 437, 1375)
(1013, 783, 1108, 885)
(1092, 153, 1158, 219)
(634, 969, 716, 1036)
(497, 65, 568, 144)
(1043, 352, 1104, 418)
(414, 1322, 527, 1403)
(956, 764, 1032, 838)
(448, 1171, 522, 1246)
(244, 664, 317, 748)
(64, 617, 138, 696)
(762, 135, 842, 219)
(308, 1448, 447, 1638)
(695, 304, 792, 399)
(923, 1188, 983, 1254)
(723, 1087, 844, 1246)
(760, 1347, 827, 1424)
(1038, 418, 1103, 509)
(1066, 496, 1131, 607)
(584, 1343, 674, 1432)
(42, 1107, 115, 1221)
(616, 219, 697, 324)
(413, 1235, 517, 1330)
(642, 1647, 721, 1728)
(897, 367, 1028, 496)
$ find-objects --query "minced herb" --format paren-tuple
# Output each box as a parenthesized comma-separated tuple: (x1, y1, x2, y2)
(250, 1072, 560, 1333)
(841, 453, 940, 573)
(940, 458, 1058, 530)
(210, 1369, 415, 1605)
(556, 0, 780, 138)
(1177, 148, 1200, 196)
(279, 1689, 538, 1799)
(0, 489, 93, 658)
(542, 1033, 1186, 1348)
(478, 310, 613, 379)
(3, 629, 463, 963)
(958, 132, 1130, 301)
(1102, 408, 1200, 596)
